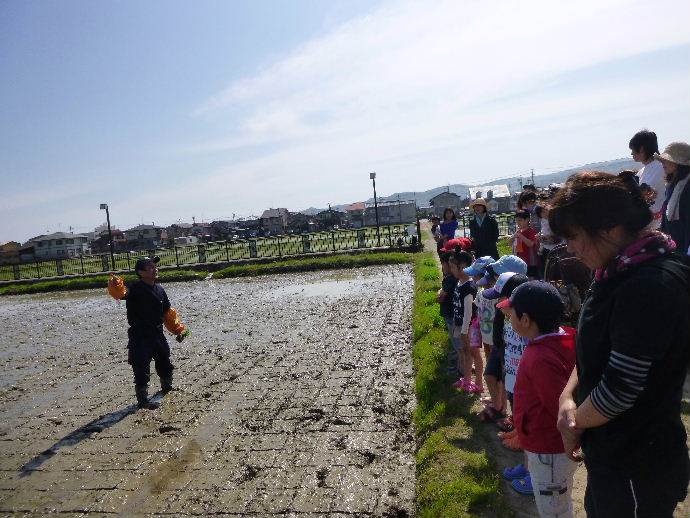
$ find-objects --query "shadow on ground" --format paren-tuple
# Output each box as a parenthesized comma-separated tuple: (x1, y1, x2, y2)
(17, 393, 163, 477)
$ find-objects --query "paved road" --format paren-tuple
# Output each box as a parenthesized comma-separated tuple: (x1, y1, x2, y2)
(0, 265, 416, 517)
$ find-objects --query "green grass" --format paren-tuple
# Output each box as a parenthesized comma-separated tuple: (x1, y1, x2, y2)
(0, 269, 207, 297)
(411, 252, 509, 517)
(497, 237, 511, 257)
(214, 251, 413, 279)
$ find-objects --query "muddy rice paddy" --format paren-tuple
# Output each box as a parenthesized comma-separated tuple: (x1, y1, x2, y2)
(0, 265, 416, 517)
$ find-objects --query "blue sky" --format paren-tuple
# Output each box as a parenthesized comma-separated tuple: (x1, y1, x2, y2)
(2, 0, 689, 242)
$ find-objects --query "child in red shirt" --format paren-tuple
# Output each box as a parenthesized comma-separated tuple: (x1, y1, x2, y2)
(511, 210, 539, 278)
(497, 281, 577, 517)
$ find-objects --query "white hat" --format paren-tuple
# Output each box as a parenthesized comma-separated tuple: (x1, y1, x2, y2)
(655, 142, 690, 166)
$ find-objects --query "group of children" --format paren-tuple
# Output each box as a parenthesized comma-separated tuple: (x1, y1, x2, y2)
(437, 244, 579, 517)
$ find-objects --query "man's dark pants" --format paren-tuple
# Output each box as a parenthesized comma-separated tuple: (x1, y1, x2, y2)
(128, 329, 174, 387)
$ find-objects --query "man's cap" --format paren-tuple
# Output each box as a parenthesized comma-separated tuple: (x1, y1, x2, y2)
(477, 255, 527, 286)
(496, 280, 565, 326)
(464, 256, 494, 276)
(134, 256, 160, 272)
(441, 237, 473, 253)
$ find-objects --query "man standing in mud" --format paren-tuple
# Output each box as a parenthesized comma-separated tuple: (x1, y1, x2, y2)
(123, 257, 180, 410)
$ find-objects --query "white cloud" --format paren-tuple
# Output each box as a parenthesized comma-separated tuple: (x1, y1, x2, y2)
(4, 0, 690, 241)
(177, 0, 690, 215)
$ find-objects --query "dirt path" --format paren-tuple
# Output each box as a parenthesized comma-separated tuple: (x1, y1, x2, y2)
(421, 219, 690, 517)
(0, 265, 416, 516)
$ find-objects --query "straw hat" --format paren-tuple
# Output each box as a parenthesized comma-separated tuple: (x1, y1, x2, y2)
(469, 198, 487, 208)
(655, 142, 690, 166)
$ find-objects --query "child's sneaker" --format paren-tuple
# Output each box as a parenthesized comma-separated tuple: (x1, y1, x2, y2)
(452, 378, 466, 389)
(511, 474, 533, 495)
(464, 381, 482, 394)
(502, 463, 529, 481)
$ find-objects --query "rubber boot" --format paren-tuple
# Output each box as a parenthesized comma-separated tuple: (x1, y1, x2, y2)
(161, 375, 173, 394)
(135, 385, 159, 410)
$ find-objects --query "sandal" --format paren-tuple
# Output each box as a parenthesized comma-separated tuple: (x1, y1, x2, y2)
(478, 406, 504, 423)
(452, 378, 466, 389)
(502, 463, 529, 481)
(464, 381, 481, 394)
(511, 474, 533, 495)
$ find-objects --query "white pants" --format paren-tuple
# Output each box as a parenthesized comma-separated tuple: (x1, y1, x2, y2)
(526, 451, 578, 518)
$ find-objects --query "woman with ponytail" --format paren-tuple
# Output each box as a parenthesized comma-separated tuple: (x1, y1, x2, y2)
(550, 171, 690, 517)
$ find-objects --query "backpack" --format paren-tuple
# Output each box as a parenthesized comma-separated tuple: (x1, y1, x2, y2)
(543, 244, 593, 324)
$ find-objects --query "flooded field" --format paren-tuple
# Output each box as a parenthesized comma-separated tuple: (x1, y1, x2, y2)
(0, 265, 416, 516)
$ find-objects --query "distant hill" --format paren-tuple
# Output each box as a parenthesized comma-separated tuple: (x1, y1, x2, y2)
(297, 157, 638, 214)
(369, 157, 637, 207)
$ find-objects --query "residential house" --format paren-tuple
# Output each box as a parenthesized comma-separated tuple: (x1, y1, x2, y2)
(166, 223, 194, 244)
(314, 208, 345, 230)
(468, 184, 512, 212)
(429, 191, 463, 216)
(29, 232, 90, 259)
(190, 222, 212, 240)
(123, 224, 167, 251)
(174, 236, 199, 245)
(260, 208, 289, 235)
(363, 200, 416, 226)
(287, 212, 313, 233)
(344, 202, 365, 228)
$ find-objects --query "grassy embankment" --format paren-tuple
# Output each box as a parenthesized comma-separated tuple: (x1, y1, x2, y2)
(412, 252, 509, 518)
(0, 252, 414, 296)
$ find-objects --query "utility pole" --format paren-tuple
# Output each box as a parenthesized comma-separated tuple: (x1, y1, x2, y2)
(531, 168, 535, 186)
(99, 203, 116, 270)
(370, 172, 381, 247)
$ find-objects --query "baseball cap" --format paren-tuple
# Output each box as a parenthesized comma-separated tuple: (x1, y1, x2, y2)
(496, 281, 565, 325)
(490, 255, 527, 276)
(464, 256, 494, 276)
(477, 255, 527, 286)
(441, 237, 473, 253)
(134, 256, 160, 272)
(484, 272, 516, 299)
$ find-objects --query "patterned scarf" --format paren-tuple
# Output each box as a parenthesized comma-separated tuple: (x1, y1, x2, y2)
(595, 231, 677, 281)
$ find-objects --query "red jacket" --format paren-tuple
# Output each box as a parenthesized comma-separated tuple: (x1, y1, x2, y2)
(513, 327, 576, 454)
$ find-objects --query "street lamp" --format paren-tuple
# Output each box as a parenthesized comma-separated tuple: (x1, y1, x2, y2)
(99, 203, 116, 270)
(370, 172, 381, 247)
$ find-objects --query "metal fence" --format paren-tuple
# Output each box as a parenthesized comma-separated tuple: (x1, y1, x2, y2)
(0, 224, 419, 282)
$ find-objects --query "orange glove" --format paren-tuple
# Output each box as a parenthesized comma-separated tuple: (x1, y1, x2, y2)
(107, 274, 127, 300)
(163, 307, 186, 336)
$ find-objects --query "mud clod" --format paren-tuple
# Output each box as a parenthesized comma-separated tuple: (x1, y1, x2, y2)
(238, 464, 260, 483)
(316, 467, 329, 487)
